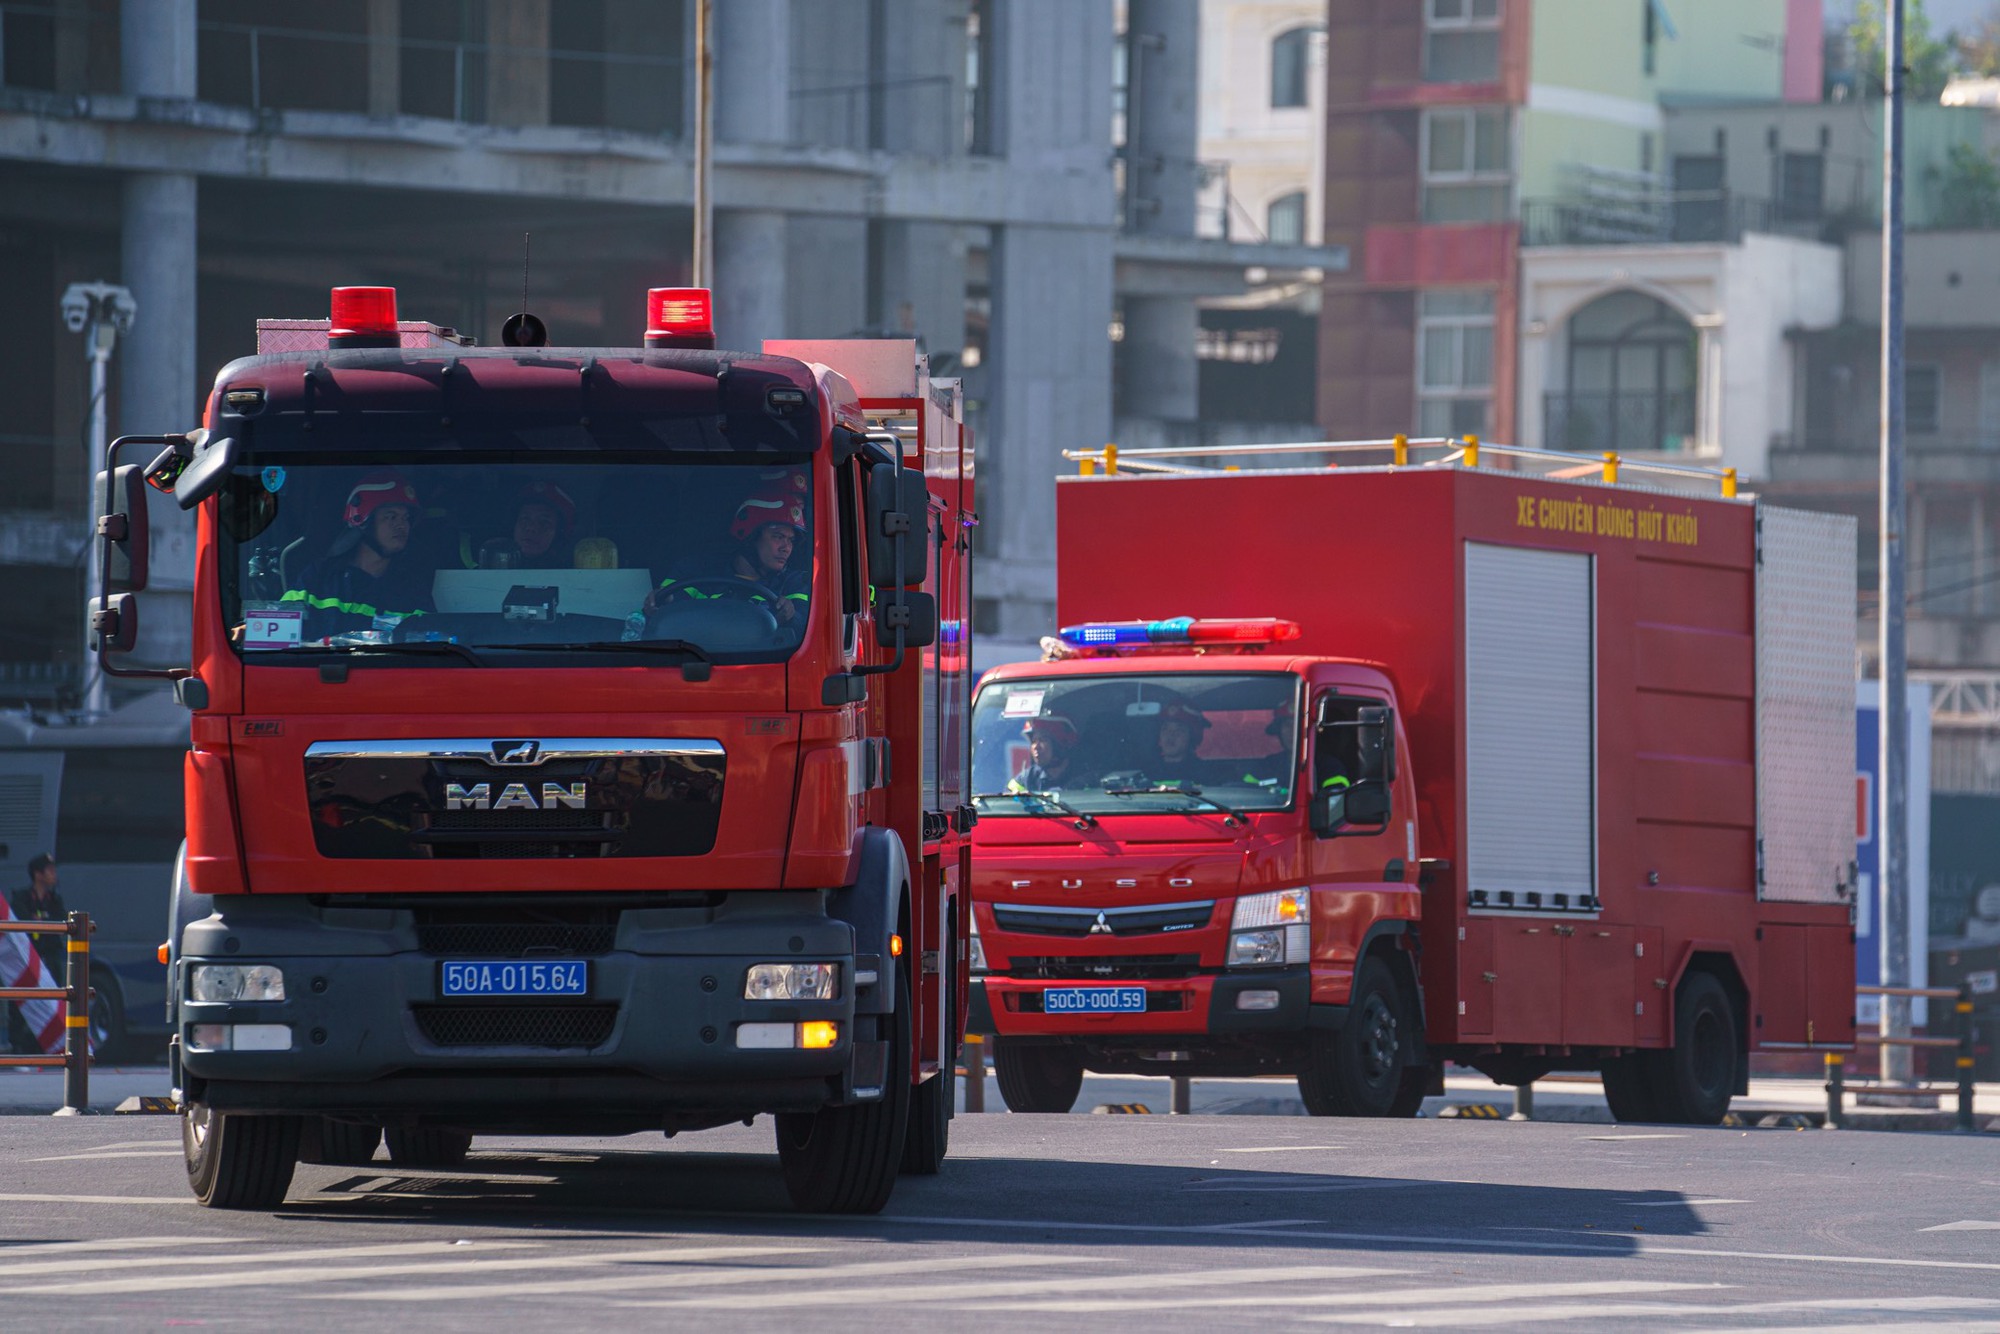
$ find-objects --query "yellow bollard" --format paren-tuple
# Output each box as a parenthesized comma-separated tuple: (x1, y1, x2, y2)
(1462, 434, 1480, 468)
(1080, 455, 1097, 476)
(1104, 443, 1119, 475)
(1392, 433, 1408, 467)
(1602, 452, 1620, 485)
(1721, 467, 1738, 498)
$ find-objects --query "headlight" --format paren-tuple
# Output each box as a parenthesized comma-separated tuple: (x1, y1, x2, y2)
(1228, 889, 1309, 967)
(744, 963, 839, 1001)
(969, 918, 987, 973)
(190, 964, 286, 1002)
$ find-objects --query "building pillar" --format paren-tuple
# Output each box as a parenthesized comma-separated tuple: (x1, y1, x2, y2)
(711, 0, 790, 350)
(1120, 0, 1199, 423)
(367, 0, 401, 119)
(486, 0, 551, 128)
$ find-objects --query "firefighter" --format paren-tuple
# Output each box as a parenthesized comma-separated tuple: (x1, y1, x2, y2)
(280, 470, 435, 640)
(1147, 701, 1217, 786)
(477, 480, 577, 570)
(1009, 713, 1090, 792)
(648, 478, 809, 623)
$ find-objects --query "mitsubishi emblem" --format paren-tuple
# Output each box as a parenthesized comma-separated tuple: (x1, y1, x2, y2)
(1088, 911, 1113, 936)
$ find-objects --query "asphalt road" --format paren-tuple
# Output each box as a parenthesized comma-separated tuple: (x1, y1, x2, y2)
(1, 1112, 1998, 1330)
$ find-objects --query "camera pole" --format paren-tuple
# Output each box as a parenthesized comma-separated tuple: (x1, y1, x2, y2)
(61, 282, 135, 720)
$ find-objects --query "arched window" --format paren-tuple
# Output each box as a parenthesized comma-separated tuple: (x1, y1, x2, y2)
(1552, 290, 1697, 452)
(1271, 27, 1313, 108)
(1266, 191, 1307, 244)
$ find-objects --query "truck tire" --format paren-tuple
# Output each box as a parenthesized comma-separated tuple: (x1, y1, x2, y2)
(384, 1126, 473, 1167)
(184, 1104, 302, 1209)
(900, 945, 953, 1176)
(1298, 958, 1411, 1117)
(992, 1038, 1084, 1114)
(1600, 1055, 1661, 1123)
(299, 1119, 383, 1166)
(776, 962, 913, 1213)
(1649, 971, 1738, 1125)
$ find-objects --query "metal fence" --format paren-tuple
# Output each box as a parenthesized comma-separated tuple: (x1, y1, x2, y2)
(1824, 983, 1983, 1131)
(0, 910, 92, 1112)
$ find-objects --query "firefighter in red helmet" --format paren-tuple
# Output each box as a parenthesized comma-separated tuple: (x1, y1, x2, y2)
(279, 469, 434, 640)
(647, 475, 810, 623)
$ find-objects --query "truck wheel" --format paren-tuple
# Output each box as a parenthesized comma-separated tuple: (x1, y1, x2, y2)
(900, 949, 953, 1176)
(776, 962, 913, 1213)
(384, 1126, 472, 1167)
(1298, 958, 1409, 1117)
(1388, 1064, 1432, 1118)
(1650, 971, 1738, 1125)
(992, 1038, 1083, 1114)
(183, 1104, 301, 1209)
(1600, 1055, 1661, 1123)
(299, 1118, 383, 1166)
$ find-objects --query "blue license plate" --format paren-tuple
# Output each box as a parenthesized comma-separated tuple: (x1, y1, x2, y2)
(1042, 985, 1146, 1014)
(439, 960, 590, 998)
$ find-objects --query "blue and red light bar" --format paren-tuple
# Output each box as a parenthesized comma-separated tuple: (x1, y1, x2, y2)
(1057, 617, 1302, 651)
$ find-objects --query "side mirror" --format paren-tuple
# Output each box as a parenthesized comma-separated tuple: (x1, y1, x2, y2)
(88, 594, 138, 655)
(874, 590, 938, 649)
(1309, 787, 1345, 836)
(865, 463, 932, 588)
(95, 464, 151, 593)
(1355, 705, 1395, 783)
(172, 432, 239, 511)
(1310, 781, 1391, 837)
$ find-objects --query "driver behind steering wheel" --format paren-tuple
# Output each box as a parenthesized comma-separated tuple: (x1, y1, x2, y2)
(644, 476, 810, 623)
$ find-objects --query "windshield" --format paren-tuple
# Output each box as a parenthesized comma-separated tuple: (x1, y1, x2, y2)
(220, 455, 814, 665)
(970, 671, 1300, 818)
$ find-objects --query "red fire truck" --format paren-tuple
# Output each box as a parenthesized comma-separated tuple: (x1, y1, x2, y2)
(88, 287, 973, 1212)
(968, 442, 1856, 1122)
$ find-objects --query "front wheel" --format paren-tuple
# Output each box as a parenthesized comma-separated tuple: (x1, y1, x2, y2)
(1600, 1054, 1662, 1123)
(992, 1038, 1083, 1114)
(1298, 958, 1413, 1117)
(775, 962, 913, 1213)
(183, 1104, 302, 1209)
(384, 1126, 472, 1167)
(299, 1119, 383, 1166)
(1648, 971, 1739, 1125)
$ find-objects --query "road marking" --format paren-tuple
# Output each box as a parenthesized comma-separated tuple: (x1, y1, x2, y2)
(0, 1244, 812, 1297)
(0, 1237, 234, 1258)
(624, 1264, 1411, 1311)
(1628, 1198, 1749, 1207)
(1583, 1133, 1687, 1141)
(1308, 1294, 2000, 1328)
(1923, 1221, 2000, 1232)
(1220, 1146, 1348, 1153)
(1207, 1218, 1325, 1229)
(0, 1193, 190, 1206)
(971, 1279, 1719, 1315)
(340, 1252, 1087, 1303)
(25, 1149, 186, 1162)
(0, 1239, 530, 1281)
(885, 1214, 2000, 1273)
(1681, 1322, 2000, 1334)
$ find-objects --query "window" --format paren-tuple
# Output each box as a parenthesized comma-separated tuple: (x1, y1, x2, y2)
(1271, 27, 1314, 108)
(1417, 290, 1495, 439)
(1422, 108, 1510, 222)
(1266, 191, 1307, 244)
(1907, 365, 1942, 434)
(1425, 0, 1502, 84)
(1776, 152, 1824, 223)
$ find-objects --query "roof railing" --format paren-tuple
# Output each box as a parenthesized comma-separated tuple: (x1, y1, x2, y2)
(1063, 434, 1740, 499)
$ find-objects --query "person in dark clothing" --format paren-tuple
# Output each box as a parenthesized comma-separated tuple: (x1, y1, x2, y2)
(648, 481, 810, 624)
(6, 854, 63, 1055)
(476, 480, 578, 571)
(279, 470, 435, 640)
(1146, 701, 1218, 787)
(1009, 713, 1091, 792)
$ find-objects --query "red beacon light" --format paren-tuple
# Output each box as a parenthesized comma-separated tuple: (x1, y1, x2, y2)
(645, 287, 716, 351)
(328, 286, 400, 349)
(1057, 617, 1302, 654)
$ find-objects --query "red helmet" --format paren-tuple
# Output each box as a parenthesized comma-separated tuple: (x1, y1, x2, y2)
(344, 471, 421, 529)
(1022, 713, 1078, 748)
(516, 480, 576, 534)
(731, 490, 807, 542)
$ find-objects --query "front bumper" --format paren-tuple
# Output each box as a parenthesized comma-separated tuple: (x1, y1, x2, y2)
(970, 966, 1311, 1038)
(176, 895, 878, 1124)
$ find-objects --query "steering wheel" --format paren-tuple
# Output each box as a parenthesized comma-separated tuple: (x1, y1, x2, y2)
(658, 576, 771, 604)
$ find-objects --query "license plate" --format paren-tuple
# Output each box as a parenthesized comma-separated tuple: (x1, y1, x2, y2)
(439, 960, 590, 998)
(1043, 985, 1146, 1014)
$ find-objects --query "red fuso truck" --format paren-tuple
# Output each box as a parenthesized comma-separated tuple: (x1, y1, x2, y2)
(968, 442, 1857, 1122)
(88, 286, 973, 1211)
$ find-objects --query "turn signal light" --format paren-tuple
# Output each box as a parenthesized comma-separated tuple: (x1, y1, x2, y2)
(799, 1021, 839, 1050)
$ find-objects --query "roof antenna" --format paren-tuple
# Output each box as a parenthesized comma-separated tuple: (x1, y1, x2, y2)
(501, 230, 548, 347)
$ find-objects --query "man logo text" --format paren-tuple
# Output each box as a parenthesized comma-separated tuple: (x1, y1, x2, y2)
(445, 782, 587, 811)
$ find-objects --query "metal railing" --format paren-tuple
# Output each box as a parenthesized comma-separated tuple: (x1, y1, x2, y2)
(1521, 193, 1789, 248)
(0, 910, 92, 1112)
(1824, 983, 1982, 1131)
(1064, 434, 1741, 498)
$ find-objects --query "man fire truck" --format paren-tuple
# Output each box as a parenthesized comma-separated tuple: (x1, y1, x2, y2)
(968, 441, 1856, 1122)
(88, 286, 973, 1211)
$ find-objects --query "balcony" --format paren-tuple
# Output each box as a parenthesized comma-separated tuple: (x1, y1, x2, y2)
(1544, 389, 1698, 455)
(1522, 193, 1805, 249)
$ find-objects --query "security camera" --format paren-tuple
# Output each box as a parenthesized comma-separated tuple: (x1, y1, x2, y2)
(60, 287, 90, 334)
(108, 290, 137, 335)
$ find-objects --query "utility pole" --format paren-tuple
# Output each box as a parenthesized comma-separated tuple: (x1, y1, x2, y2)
(1879, 0, 1913, 1084)
(692, 0, 713, 288)
(59, 281, 136, 721)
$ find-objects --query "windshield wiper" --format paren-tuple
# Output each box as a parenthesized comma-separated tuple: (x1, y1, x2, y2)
(972, 790, 1096, 829)
(1101, 784, 1248, 826)
(482, 638, 712, 664)
(259, 641, 487, 667)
